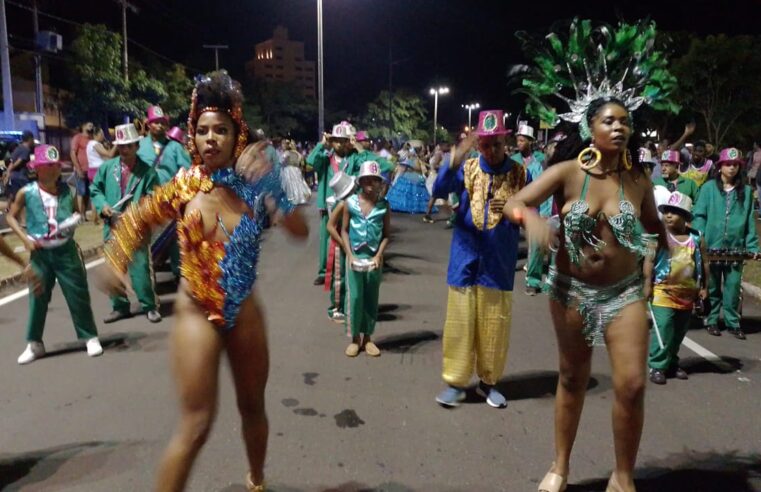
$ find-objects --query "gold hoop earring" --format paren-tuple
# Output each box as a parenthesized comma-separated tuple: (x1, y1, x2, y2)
(577, 145, 601, 171)
(622, 150, 632, 170)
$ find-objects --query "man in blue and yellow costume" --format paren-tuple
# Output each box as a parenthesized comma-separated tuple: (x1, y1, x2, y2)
(433, 110, 528, 409)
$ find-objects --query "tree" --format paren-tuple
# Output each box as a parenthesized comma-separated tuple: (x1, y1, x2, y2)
(244, 79, 316, 137)
(672, 34, 761, 147)
(63, 24, 172, 128)
(361, 90, 428, 141)
(160, 64, 194, 124)
(63, 24, 130, 127)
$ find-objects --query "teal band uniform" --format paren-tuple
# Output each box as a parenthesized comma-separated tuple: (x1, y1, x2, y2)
(23, 182, 98, 342)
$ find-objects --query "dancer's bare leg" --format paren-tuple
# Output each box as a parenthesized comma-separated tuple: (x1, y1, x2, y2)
(225, 293, 270, 486)
(549, 299, 593, 479)
(155, 285, 223, 492)
(604, 301, 649, 492)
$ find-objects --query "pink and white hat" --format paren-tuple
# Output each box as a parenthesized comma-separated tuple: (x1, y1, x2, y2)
(657, 191, 693, 220)
(358, 160, 383, 180)
(29, 145, 61, 169)
(474, 110, 510, 137)
(660, 150, 681, 164)
(114, 123, 141, 145)
(717, 147, 744, 166)
(146, 105, 169, 124)
(166, 126, 186, 144)
(330, 121, 356, 139)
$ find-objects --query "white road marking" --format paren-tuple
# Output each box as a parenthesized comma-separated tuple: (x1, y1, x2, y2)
(0, 258, 105, 307)
(682, 336, 722, 362)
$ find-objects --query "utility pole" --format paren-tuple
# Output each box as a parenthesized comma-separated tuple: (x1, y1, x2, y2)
(32, 0, 43, 116)
(316, 0, 324, 139)
(113, 0, 138, 82)
(0, 0, 13, 130)
(202, 44, 228, 71)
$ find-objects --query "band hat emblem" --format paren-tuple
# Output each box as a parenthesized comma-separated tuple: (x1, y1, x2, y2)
(46, 146, 59, 161)
(114, 123, 141, 145)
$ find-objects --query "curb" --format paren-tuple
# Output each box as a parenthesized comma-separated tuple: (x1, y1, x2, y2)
(0, 245, 104, 292)
(742, 281, 761, 302)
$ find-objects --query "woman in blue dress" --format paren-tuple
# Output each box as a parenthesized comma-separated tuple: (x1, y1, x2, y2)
(386, 148, 435, 214)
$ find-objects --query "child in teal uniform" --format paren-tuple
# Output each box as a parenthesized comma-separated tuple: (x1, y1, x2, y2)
(692, 147, 760, 339)
(644, 191, 708, 384)
(341, 161, 391, 357)
(6, 145, 103, 364)
(325, 171, 358, 324)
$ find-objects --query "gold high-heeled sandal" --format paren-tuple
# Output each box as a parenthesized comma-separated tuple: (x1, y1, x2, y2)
(538, 465, 567, 492)
(246, 472, 266, 491)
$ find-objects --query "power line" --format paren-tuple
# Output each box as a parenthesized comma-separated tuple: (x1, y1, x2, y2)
(6, 0, 199, 73)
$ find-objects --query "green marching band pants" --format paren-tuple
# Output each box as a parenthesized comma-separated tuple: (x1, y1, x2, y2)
(706, 263, 742, 329)
(110, 245, 158, 314)
(648, 304, 691, 370)
(346, 253, 382, 338)
(26, 241, 98, 342)
(318, 212, 328, 278)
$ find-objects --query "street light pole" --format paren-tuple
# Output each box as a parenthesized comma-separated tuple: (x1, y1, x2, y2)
(202, 44, 229, 71)
(32, 0, 43, 116)
(113, 0, 138, 82)
(461, 102, 480, 131)
(0, 0, 13, 130)
(429, 86, 449, 146)
(317, 0, 325, 139)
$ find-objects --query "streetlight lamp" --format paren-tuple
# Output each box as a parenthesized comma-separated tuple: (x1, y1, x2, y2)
(461, 103, 480, 131)
(429, 86, 449, 145)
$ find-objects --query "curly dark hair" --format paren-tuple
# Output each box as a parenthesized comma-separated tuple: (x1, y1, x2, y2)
(193, 70, 244, 117)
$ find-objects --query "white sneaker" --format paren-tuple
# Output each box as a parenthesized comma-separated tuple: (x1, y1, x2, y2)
(86, 338, 104, 357)
(17, 342, 46, 365)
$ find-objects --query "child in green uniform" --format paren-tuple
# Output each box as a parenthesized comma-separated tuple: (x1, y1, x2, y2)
(692, 148, 759, 339)
(644, 191, 708, 384)
(341, 161, 390, 357)
(325, 171, 357, 323)
(6, 145, 103, 364)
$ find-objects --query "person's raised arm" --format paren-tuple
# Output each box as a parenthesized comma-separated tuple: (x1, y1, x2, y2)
(668, 122, 695, 152)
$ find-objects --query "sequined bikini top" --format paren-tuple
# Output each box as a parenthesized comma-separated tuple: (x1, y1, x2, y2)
(563, 173, 656, 265)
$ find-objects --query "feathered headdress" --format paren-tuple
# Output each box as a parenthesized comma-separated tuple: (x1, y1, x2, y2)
(515, 19, 680, 139)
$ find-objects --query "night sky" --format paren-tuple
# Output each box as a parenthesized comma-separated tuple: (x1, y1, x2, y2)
(6, 0, 761, 133)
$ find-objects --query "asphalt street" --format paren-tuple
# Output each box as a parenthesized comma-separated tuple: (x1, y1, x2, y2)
(0, 207, 760, 492)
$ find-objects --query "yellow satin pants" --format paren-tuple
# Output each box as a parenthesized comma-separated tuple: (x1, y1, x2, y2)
(441, 286, 512, 387)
